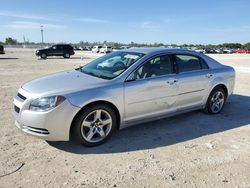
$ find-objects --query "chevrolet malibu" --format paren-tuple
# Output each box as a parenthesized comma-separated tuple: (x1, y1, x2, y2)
(12, 48, 235, 146)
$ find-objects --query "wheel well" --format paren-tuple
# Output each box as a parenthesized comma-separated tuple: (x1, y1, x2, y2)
(214, 84, 228, 98)
(70, 101, 121, 136)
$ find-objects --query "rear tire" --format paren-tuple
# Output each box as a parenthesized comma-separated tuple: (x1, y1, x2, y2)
(63, 53, 70, 58)
(72, 104, 117, 147)
(204, 87, 226, 114)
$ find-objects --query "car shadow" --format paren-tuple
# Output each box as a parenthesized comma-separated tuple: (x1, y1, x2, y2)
(48, 94, 250, 154)
(37, 57, 87, 60)
(0, 58, 19, 60)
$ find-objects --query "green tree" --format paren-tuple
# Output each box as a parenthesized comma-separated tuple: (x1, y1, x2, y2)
(170, 44, 178, 47)
(222, 43, 242, 49)
(243, 42, 250, 49)
(5, 37, 18, 45)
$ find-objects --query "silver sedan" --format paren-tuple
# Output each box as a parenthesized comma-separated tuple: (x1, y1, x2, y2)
(12, 48, 235, 146)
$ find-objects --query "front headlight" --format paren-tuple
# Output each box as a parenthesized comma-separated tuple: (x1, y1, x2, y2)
(29, 96, 66, 112)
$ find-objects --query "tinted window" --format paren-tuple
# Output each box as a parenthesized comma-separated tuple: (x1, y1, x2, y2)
(64, 45, 73, 50)
(200, 59, 209, 69)
(56, 45, 63, 50)
(135, 55, 173, 79)
(175, 55, 207, 73)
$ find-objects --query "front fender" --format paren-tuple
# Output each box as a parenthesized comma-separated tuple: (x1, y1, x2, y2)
(65, 84, 125, 127)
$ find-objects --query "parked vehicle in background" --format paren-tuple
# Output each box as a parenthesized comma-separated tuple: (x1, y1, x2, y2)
(0, 45, 5, 54)
(234, 49, 249, 54)
(204, 48, 224, 54)
(36, 44, 75, 59)
(204, 48, 217, 54)
(81, 47, 90, 51)
(112, 46, 130, 51)
(214, 49, 224, 54)
(74, 46, 81, 51)
(74, 46, 90, 51)
(99, 46, 112, 53)
(92, 46, 102, 53)
(13, 48, 235, 146)
(195, 49, 205, 53)
(223, 49, 233, 54)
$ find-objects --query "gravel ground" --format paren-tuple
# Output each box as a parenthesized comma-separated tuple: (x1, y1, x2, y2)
(0, 48, 250, 188)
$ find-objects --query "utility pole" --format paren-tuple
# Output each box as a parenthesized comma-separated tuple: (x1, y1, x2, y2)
(40, 25, 44, 44)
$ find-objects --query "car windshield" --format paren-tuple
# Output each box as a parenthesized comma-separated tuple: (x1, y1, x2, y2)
(78, 51, 144, 79)
(49, 45, 56, 49)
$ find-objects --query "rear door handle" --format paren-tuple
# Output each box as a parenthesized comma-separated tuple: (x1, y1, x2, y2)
(167, 79, 178, 85)
(206, 74, 213, 78)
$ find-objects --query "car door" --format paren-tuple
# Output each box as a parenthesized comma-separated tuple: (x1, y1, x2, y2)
(47, 45, 56, 56)
(173, 54, 211, 110)
(56, 45, 64, 56)
(124, 55, 178, 123)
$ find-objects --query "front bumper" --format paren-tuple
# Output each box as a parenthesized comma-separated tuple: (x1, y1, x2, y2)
(35, 51, 40, 56)
(12, 88, 80, 141)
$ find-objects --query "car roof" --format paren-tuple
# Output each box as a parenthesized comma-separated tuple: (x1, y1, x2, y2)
(55, 44, 71, 46)
(120, 47, 193, 54)
(119, 47, 224, 69)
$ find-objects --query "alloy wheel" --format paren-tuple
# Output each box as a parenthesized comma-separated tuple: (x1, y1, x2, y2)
(210, 91, 225, 113)
(80, 109, 112, 143)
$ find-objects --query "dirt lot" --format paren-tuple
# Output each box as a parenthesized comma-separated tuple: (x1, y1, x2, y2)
(0, 48, 250, 188)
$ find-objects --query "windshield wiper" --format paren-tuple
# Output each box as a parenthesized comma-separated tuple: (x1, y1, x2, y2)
(97, 75, 111, 80)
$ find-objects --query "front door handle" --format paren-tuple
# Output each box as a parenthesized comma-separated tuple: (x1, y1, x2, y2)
(206, 74, 213, 78)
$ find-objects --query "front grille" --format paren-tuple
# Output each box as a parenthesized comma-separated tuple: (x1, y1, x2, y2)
(17, 93, 26, 101)
(23, 126, 49, 135)
(14, 105, 20, 113)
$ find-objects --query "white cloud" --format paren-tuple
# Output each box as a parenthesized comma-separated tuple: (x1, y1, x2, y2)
(0, 10, 48, 20)
(5, 21, 65, 29)
(76, 18, 108, 23)
(129, 21, 161, 31)
(140, 21, 160, 30)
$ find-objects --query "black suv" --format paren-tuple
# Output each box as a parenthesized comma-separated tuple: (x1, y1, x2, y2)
(36, 44, 75, 59)
(0, 45, 5, 54)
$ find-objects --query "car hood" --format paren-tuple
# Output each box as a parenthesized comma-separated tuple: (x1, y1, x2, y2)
(22, 70, 108, 96)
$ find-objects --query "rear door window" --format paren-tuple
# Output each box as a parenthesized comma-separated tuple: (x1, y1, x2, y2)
(174, 55, 208, 73)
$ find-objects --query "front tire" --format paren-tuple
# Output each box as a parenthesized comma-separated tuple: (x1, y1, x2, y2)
(40, 53, 47, 59)
(204, 87, 226, 114)
(72, 104, 117, 147)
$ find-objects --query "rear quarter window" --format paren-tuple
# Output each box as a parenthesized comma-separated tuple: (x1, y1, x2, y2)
(200, 58, 209, 69)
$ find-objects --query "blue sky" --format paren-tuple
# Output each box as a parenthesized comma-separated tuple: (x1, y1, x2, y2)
(0, 0, 250, 44)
